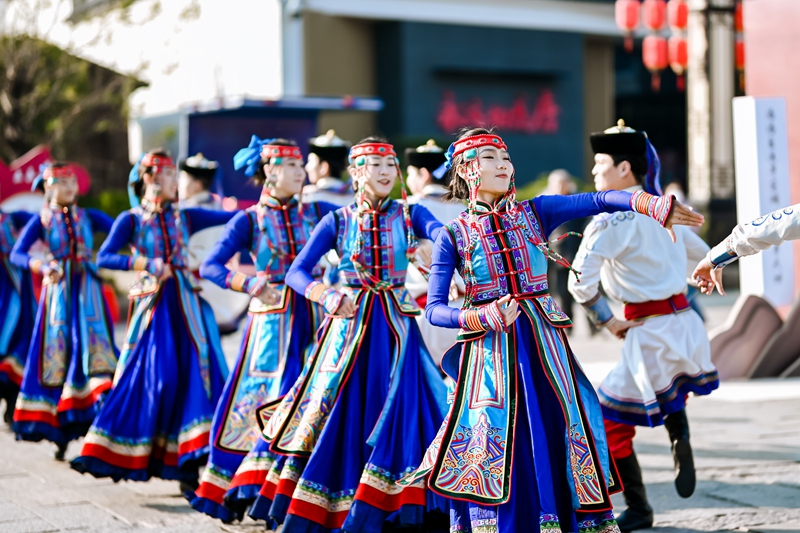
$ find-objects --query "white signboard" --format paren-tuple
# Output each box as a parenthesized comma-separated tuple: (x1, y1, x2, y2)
(732, 96, 795, 307)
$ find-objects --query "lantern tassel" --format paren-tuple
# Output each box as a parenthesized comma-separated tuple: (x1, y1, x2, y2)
(651, 72, 662, 92)
(676, 74, 685, 92)
(625, 35, 634, 53)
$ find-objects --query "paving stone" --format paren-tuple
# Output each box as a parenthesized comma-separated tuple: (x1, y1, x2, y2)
(0, 501, 38, 523)
(0, 518, 60, 533)
(33, 501, 125, 529)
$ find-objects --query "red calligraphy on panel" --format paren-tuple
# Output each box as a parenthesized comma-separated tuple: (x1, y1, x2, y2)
(436, 91, 560, 135)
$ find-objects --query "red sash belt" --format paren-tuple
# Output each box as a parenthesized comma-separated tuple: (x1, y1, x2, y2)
(624, 293, 689, 321)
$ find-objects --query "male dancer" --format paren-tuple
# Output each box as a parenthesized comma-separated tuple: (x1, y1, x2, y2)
(404, 139, 464, 363)
(178, 153, 246, 332)
(569, 120, 718, 531)
(302, 130, 352, 206)
(178, 153, 222, 209)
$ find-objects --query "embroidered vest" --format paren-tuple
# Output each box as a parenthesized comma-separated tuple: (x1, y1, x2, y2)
(129, 205, 191, 267)
(43, 206, 93, 263)
(247, 198, 323, 283)
(447, 200, 550, 305)
(336, 199, 412, 289)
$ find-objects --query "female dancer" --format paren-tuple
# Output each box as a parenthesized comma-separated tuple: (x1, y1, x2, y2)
(401, 128, 704, 533)
(250, 137, 448, 532)
(71, 150, 233, 484)
(188, 137, 335, 521)
(0, 207, 34, 426)
(11, 163, 117, 459)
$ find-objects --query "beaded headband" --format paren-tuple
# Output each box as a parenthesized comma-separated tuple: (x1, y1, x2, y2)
(445, 134, 507, 170)
(348, 143, 397, 165)
(43, 165, 75, 180)
(261, 144, 302, 160)
(140, 154, 175, 171)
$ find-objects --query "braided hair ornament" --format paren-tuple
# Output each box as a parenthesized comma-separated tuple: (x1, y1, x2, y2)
(347, 141, 419, 291)
(446, 133, 582, 307)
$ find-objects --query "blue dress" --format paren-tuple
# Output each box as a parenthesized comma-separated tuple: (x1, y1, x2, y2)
(0, 211, 36, 408)
(260, 198, 448, 533)
(11, 206, 117, 446)
(405, 192, 647, 533)
(188, 197, 334, 521)
(71, 202, 233, 482)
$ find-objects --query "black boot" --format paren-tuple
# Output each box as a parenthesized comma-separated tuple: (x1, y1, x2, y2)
(3, 389, 17, 426)
(179, 478, 199, 497)
(614, 453, 654, 532)
(664, 409, 695, 498)
(54, 442, 68, 461)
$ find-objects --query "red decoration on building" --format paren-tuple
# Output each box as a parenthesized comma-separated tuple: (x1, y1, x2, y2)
(667, 0, 688, 31)
(734, 2, 744, 33)
(735, 1, 745, 91)
(735, 39, 745, 70)
(642, 0, 667, 32)
(0, 146, 91, 204)
(669, 35, 689, 91)
(643, 35, 669, 92)
(615, 0, 641, 53)
(436, 91, 560, 136)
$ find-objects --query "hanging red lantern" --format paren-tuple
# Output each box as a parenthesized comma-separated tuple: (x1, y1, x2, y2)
(642, 0, 668, 32)
(667, 0, 689, 32)
(616, 0, 641, 53)
(669, 35, 688, 91)
(643, 35, 669, 92)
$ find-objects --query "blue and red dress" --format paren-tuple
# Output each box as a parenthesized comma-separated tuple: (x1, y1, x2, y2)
(11, 205, 117, 446)
(255, 198, 448, 532)
(0, 210, 36, 412)
(71, 201, 233, 482)
(188, 196, 334, 521)
(402, 192, 667, 533)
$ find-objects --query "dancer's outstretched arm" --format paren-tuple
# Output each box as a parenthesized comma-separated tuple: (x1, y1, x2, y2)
(694, 203, 800, 295)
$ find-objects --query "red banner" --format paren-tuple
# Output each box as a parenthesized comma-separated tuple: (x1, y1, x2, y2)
(0, 146, 91, 202)
(436, 90, 561, 136)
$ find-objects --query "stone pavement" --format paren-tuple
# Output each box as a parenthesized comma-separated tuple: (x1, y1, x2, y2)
(0, 292, 798, 532)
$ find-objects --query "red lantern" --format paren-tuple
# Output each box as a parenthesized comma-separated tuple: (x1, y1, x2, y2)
(616, 0, 641, 53)
(643, 35, 669, 91)
(669, 35, 688, 91)
(642, 0, 667, 32)
(667, 0, 689, 32)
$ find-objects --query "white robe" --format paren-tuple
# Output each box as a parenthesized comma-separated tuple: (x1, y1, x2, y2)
(709, 202, 800, 266)
(302, 177, 354, 207)
(406, 185, 465, 365)
(568, 186, 716, 425)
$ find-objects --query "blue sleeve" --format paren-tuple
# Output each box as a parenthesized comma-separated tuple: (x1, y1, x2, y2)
(10, 211, 33, 230)
(533, 191, 633, 238)
(199, 211, 253, 289)
(411, 204, 444, 241)
(286, 211, 338, 295)
(185, 208, 237, 234)
(97, 212, 137, 271)
(424, 228, 461, 329)
(10, 216, 43, 270)
(86, 208, 114, 234)
(314, 201, 338, 218)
